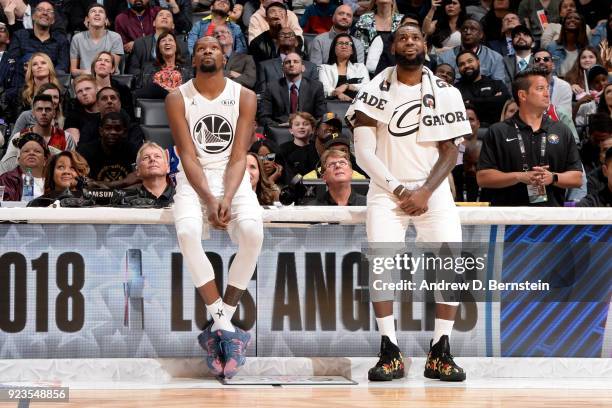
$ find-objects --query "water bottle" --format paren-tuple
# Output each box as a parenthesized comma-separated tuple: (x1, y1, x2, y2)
(22, 168, 34, 203)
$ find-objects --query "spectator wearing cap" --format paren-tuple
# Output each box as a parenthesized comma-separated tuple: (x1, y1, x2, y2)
(69, 4, 124, 77)
(305, 149, 366, 206)
(5, 1, 69, 73)
(127, 9, 189, 88)
(258, 51, 326, 129)
(503, 25, 535, 84)
(255, 26, 319, 94)
(455, 49, 510, 126)
(187, 0, 246, 56)
(0, 94, 75, 174)
(531, 48, 573, 116)
(574, 65, 610, 128)
(577, 147, 612, 207)
(248, 0, 303, 45)
(0, 132, 49, 201)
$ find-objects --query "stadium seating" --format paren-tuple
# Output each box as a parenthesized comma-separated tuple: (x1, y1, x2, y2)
(136, 99, 168, 126)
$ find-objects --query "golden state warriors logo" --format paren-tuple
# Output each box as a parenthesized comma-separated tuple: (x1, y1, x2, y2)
(193, 114, 234, 154)
(388, 99, 421, 137)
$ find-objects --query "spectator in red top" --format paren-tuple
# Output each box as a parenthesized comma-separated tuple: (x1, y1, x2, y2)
(0, 133, 49, 201)
(299, 0, 337, 34)
(114, 0, 161, 53)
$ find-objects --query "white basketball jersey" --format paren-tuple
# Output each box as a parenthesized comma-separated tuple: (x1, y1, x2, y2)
(375, 81, 439, 182)
(179, 78, 241, 169)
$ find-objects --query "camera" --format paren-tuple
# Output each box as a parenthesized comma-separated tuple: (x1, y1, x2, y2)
(279, 174, 316, 205)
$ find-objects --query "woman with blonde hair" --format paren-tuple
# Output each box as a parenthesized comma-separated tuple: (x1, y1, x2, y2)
(500, 98, 518, 121)
(21, 52, 62, 110)
(354, 0, 403, 53)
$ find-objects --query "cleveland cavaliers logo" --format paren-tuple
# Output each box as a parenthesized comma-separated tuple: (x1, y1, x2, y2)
(422, 94, 435, 109)
(193, 114, 234, 154)
(388, 99, 420, 137)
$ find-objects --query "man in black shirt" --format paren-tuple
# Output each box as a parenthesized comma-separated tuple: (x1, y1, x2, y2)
(77, 111, 140, 189)
(127, 141, 175, 207)
(578, 148, 612, 207)
(477, 68, 583, 206)
(455, 49, 510, 127)
(305, 149, 366, 206)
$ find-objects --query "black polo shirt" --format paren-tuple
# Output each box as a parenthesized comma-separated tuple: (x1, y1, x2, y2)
(125, 183, 176, 207)
(305, 188, 367, 206)
(478, 114, 582, 206)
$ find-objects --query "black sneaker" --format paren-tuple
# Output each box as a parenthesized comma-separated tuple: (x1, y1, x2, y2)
(423, 335, 466, 382)
(368, 336, 405, 381)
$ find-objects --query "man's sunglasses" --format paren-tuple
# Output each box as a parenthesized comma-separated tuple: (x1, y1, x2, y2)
(534, 57, 552, 63)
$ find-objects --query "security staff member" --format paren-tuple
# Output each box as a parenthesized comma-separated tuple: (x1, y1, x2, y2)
(476, 68, 582, 206)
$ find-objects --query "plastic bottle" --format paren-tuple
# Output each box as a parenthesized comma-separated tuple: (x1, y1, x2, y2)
(22, 168, 34, 203)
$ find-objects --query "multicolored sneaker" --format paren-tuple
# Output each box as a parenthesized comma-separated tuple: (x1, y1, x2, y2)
(368, 336, 405, 381)
(218, 327, 251, 379)
(197, 323, 224, 377)
(424, 335, 466, 382)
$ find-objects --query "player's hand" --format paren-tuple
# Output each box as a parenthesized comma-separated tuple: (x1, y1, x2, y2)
(217, 197, 232, 228)
(205, 198, 225, 230)
(398, 187, 431, 216)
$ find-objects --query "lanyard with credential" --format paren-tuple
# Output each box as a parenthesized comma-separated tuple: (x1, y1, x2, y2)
(514, 121, 547, 172)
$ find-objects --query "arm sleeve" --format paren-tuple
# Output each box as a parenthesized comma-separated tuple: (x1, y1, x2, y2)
(308, 38, 324, 65)
(353, 125, 401, 193)
(111, 32, 125, 55)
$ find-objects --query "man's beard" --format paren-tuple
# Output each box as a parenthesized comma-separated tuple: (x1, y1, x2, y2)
(334, 21, 351, 31)
(461, 68, 479, 82)
(199, 62, 217, 73)
(132, 1, 145, 12)
(514, 42, 532, 51)
(395, 50, 425, 69)
(537, 65, 552, 75)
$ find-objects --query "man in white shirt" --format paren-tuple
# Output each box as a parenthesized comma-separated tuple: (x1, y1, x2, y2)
(532, 48, 572, 117)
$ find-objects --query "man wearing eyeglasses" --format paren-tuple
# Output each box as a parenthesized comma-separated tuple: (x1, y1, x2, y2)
(5, 1, 69, 73)
(531, 48, 572, 117)
(305, 149, 366, 205)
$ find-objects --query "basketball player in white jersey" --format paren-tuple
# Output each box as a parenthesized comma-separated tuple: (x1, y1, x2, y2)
(349, 23, 468, 381)
(166, 36, 263, 379)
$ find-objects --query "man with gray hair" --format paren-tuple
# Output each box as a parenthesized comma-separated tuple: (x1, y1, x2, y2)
(129, 141, 175, 206)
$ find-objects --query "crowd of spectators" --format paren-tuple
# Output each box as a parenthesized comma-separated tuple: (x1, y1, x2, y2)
(0, 0, 611, 207)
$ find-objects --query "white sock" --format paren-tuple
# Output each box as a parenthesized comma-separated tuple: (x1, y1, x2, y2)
(223, 303, 237, 321)
(376, 316, 398, 346)
(432, 318, 454, 345)
(207, 298, 234, 332)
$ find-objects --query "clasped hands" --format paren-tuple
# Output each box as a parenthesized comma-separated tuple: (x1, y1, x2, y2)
(518, 165, 554, 186)
(393, 185, 431, 216)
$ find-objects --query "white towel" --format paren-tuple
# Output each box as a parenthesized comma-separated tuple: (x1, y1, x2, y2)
(346, 66, 471, 143)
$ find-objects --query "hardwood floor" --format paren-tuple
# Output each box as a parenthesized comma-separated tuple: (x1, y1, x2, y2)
(6, 387, 612, 408)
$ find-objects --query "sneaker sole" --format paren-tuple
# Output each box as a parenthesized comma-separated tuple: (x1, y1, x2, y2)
(424, 369, 466, 382)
